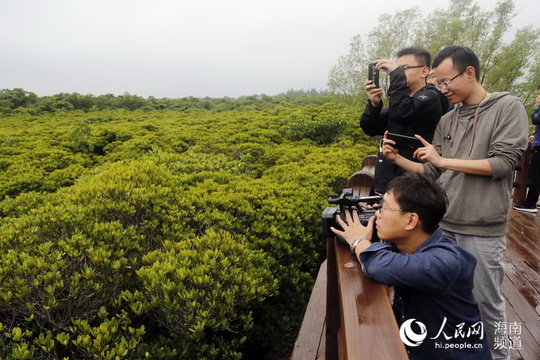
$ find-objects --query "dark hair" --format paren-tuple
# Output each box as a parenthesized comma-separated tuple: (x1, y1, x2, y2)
(432, 46, 480, 81)
(537, 85, 540, 90)
(386, 173, 447, 234)
(396, 46, 432, 68)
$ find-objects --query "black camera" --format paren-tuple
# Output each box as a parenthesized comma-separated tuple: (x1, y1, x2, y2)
(368, 62, 380, 88)
(321, 188, 382, 238)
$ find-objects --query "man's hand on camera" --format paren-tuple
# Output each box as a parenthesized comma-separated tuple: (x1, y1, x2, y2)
(364, 203, 381, 210)
(364, 80, 383, 107)
(330, 209, 374, 247)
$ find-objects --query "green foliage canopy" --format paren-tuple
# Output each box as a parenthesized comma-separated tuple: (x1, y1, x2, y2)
(0, 100, 376, 359)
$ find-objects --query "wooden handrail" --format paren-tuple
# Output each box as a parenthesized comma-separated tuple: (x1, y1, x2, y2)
(326, 237, 408, 360)
(291, 236, 408, 360)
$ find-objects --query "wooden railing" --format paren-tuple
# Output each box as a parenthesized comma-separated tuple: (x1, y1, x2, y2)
(290, 236, 408, 360)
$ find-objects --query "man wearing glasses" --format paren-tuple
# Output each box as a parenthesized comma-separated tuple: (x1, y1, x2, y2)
(381, 46, 529, 360)
(331, 173, 491, 359)
(360, 46, 449, 195)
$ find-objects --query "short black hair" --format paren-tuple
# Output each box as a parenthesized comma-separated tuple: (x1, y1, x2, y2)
(433, 46, 480, 81)
(396, 46, 432, 68)
(386, 173, 447, 234)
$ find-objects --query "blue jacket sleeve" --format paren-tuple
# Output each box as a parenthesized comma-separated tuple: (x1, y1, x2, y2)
(532, 105, 540, 125)
(359, 242, 462, 294)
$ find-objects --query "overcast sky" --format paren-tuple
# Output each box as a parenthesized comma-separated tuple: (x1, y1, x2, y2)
(1, 0, 537, 99)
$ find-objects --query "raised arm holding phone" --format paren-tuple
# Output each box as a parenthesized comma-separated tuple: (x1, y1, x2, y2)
(360, 46, 449, 195)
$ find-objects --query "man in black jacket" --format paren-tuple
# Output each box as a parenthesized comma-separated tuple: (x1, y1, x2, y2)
(361, 46, 449, 194)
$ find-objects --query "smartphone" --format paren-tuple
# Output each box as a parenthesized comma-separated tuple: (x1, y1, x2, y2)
(387, 133, 423, 152)
(368, 63, 380, 88)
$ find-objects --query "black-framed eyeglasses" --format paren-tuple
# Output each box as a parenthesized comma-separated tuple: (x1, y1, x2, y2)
(400, 65, 425, 71)
(435, 70, 466, 91)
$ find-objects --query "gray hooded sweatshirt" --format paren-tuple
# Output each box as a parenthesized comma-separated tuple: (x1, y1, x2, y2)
(423, 92, 529, 237)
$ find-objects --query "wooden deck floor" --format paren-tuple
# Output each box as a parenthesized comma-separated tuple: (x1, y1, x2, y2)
(504, 208, 540, 360)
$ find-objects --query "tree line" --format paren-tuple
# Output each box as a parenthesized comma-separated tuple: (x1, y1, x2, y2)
(0, 88, 329, 114)
(328, 0, 540, 110)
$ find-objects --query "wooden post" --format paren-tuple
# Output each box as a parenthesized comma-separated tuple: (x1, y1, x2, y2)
(513, 143, 532, 205)
(329, 238, 408, 360)
(325, 236, 340, 360)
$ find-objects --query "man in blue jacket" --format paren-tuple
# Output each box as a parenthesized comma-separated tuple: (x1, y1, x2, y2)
(513, 85, 540, 213)
(360, 46, 449, 194)
(331, 173, 491, 359)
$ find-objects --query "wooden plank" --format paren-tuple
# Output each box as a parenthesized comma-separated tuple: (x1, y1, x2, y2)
(506, 299, 527, 360)
(503, 208, 540, 360)
(504, 252, 540, 317)
(318, 321, 326, 360)
(503, 278, 540, 360)
(503, 258, 540, 348)
(291, 261, 328, 360)
(506, 211, 540, 269)
(505, 209, 540, 318)
(333, 239, 408, 360)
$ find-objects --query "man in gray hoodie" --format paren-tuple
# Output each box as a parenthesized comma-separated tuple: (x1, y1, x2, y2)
(381, 46, 529, 360)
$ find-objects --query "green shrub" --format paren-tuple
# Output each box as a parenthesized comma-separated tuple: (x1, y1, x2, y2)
(0, 103, 378, 358)
(0, 160, 279, 359)
(280, 103, 364, 144)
